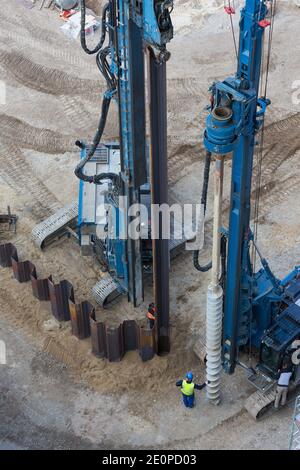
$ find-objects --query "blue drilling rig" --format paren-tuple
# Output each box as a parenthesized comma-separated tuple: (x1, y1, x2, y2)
(31, 1, 300, 400)
(76, 0, 177, 353)
(33, 0, 177, 354)
(200, 0, 300, 416)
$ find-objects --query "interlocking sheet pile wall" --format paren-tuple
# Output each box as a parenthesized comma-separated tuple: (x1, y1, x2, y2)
(90, 315, 156, 362)
(0, 243, 156, 362)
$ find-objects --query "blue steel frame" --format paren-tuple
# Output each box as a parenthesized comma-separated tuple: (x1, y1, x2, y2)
(204, 1, 300, 374)
(116, 0, 144, 306)
(77, 2, 173, 307)
(114, 1, 173, 306)
(77, 2, 173, 306)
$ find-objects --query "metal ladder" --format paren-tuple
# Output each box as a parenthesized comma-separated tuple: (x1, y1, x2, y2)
(289, 395, 300, 450)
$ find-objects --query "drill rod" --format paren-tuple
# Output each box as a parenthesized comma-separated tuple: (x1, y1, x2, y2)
(149, 50, 170, 354)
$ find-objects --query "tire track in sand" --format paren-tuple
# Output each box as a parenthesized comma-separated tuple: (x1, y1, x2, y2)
(175, 114, 300, 251)
(253, 113, 300, 180)
(0, 50, 102, 97)
(0, 144, 60, 221)
(169, 113, 300, 189)
(0, 114, 74, 154)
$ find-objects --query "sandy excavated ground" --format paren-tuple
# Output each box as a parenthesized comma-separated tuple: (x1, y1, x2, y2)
(0, 0, 300, 449)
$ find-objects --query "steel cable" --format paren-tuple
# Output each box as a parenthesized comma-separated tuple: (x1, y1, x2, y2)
(249, 0, 277, 361)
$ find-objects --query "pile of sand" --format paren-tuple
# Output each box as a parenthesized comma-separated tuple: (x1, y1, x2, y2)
(0, 260, 200, 395)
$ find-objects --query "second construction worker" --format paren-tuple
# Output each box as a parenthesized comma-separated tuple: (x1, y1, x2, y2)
(274, 359, 294, 409)
(146, 303, 157, 329)
(176, 372, 208, 408)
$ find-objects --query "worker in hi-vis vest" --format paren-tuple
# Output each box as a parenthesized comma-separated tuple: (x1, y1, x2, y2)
(176, 372, 208, 408)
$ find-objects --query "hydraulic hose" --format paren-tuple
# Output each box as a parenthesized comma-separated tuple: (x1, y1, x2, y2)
(75, 2, 118, 186)
(220, 234, 227, 290)
(80, 0, 109, 55)
(193, 151, 212, 272)
(201, 151, 211, 209)
(96, 46, 117, 90)
(74, 95, 117, 185)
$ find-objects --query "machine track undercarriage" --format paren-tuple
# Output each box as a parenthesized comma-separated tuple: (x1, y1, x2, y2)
(32, 202, 192, 307)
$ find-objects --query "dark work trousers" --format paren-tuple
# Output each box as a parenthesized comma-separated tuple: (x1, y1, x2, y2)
(182, 393, 195, 408)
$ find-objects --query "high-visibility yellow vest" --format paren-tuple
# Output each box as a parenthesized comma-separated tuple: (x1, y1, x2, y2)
(181, 380, 195, 396)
